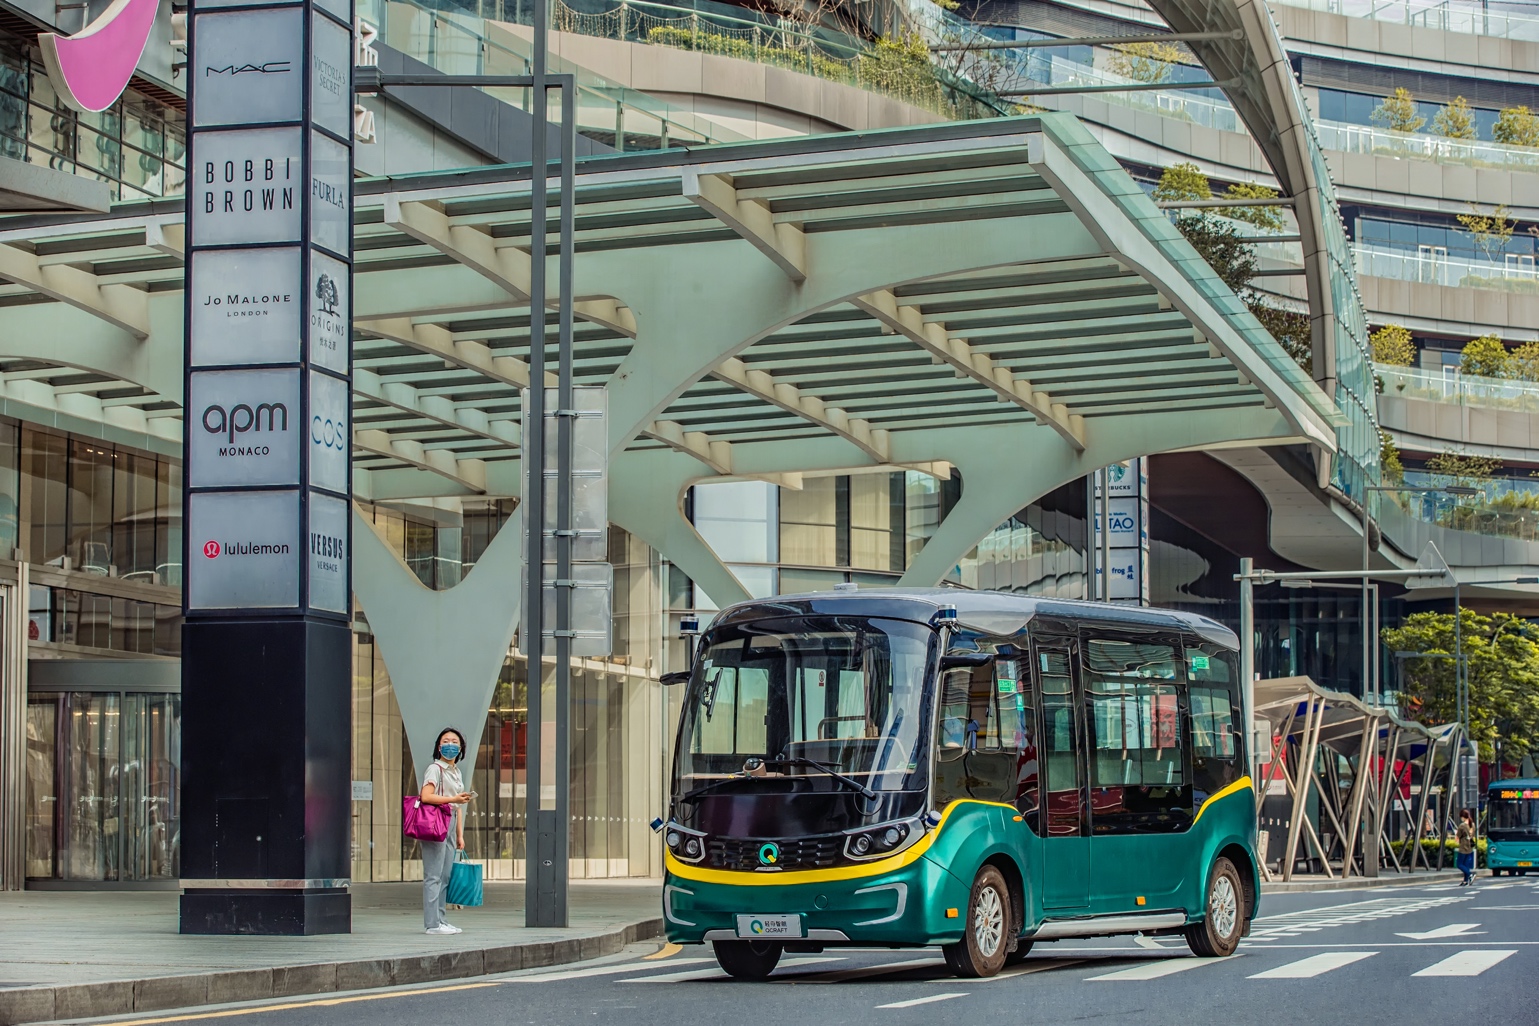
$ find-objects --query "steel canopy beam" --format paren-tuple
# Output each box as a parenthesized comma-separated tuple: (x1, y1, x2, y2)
(682, 171, 807, 282)
(851, 289, 1087, 450)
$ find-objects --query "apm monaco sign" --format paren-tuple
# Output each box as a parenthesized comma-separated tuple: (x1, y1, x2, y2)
(183, 0, 353, 618)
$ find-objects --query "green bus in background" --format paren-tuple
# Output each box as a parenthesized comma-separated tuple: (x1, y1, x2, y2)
(660, 589, 1258, 979)
(1487, 779, 1539, 875)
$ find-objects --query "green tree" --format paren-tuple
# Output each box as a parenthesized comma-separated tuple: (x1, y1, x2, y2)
(1461, 334, 1510, 377)
(1173, 214, 1311, 372)
(1380, 431, 1404, 484)
(1510, 340, 1539, 382)
(1370, 323, 1416, 365)
(1382, 610, 1539, 762)
(1153, 162, 1211, 203)
(1493, 106, 1539, 148)
(1425, 449, 1503, 488)
(1431, 96, 1477, 140)
(1456, 203, 1517, 267)
(1371, 87, 1426, 133)
(1105, 41, 1189, 84)
(1221, 181, 1286, 231)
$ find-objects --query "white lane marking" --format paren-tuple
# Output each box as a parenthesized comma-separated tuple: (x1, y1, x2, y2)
(801, 958, 943, 983)
(1248, 951, 1377, 979)
(1474, 904, 1539, 910)
(1413, 950, 1518, 977)
(980, 957, 1088, 981)
(875, 992, 969, 1009)
(1396, 924, 1485, 940)
(515, 958, 715, 983)
(1088, 957, 1224, 981)
(1247, 896, 1470, 942)
(624, 956, 841, 983)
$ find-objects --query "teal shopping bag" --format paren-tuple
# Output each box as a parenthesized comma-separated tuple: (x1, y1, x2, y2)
(447, 853, 484, 907)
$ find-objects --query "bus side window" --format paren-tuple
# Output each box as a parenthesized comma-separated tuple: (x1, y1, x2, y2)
(1008, 651, 1040, 832)
(1187, 646, 1241, 803)
(1082, 636, 1191, 834)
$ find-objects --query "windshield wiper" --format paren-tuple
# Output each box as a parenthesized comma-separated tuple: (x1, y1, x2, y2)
(679, 775, 753, 803)
(768, 756, 876, 800)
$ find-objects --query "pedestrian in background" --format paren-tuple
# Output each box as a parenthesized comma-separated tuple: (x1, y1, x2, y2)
(1456, 808, 1477, 886)
(420, 727, 473, 934)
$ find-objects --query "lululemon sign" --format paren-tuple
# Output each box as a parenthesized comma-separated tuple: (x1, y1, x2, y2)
(184, 0, 352, 615)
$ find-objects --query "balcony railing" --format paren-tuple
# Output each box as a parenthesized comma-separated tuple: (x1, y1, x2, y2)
(1316, 120, 1539, 173)
(1376, 363, 1539, 413)
(1353, 243, 1539, 294)
(1273, 0, 1539, 42)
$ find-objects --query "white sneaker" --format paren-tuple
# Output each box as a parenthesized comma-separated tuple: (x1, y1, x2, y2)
(443, 923, 463, 934)
(425, 924, 457, 935)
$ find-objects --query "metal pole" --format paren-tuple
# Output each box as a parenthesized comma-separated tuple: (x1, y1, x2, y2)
(524, 0, 551, 929)
(1099, 469, 1111, 602)
(1239, 556, 1256, 782)
(1362, 491, 1371, 706)
(1372, 583, 1381, 706)
(551, 70, 577, 929)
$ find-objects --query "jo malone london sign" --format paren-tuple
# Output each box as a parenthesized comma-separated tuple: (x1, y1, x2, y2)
(184, 0, 352, 617)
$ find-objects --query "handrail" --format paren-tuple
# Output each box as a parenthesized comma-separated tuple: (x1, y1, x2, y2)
(1316, 119, 1539, 172)
(1271, 0, 1539, 42)
(359, 0, 750, 149)
(1354, 244, 1539, 294)
(1377, 363, 1539, 413)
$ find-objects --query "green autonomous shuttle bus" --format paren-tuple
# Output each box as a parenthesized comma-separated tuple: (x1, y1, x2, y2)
(660, 589, 1258, 979)
(1487, 779, 1539, 875)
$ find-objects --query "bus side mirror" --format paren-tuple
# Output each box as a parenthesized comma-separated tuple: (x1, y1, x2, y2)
(660, 670, 690, 686)
(941, 652, 992, 670)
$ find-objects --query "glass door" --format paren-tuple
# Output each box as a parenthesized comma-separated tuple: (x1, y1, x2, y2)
(25, 697, 57, 878)
(59, 691, 122, 881)
(121, 692, 180, 879)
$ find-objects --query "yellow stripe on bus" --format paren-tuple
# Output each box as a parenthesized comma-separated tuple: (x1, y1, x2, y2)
(664, 799, 1015, 887)
(1191, 775, 1254, 825)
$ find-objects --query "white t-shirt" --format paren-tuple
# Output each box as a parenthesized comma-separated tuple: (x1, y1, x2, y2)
(424, 759, 465, 833)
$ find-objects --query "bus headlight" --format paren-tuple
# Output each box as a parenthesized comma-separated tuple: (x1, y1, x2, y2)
(844, 819, 920, 861)
(665, 823, 707, 863)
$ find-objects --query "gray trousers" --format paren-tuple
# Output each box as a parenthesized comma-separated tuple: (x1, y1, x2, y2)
(422, 839, 456, 929)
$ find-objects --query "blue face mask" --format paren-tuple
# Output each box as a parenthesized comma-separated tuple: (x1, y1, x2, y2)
(439, 743, 460, 760)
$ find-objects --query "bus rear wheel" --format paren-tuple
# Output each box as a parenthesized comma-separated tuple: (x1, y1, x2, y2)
(943, 865, 1011, 978)
(713, 940, 783, 979)
(1185, 856, 1244, 958)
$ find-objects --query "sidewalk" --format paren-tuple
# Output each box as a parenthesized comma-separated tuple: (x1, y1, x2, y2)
(1262, 869, 1464, 893)
(0, 880, 663, 1026)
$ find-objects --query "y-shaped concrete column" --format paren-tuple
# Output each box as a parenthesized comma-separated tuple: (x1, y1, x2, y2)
(351, 505, 524, 782)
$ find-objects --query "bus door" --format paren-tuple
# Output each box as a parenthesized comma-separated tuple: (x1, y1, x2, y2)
(1034, 639, 1090, 910)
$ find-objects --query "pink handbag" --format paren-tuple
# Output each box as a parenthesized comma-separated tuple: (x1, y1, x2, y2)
(402, 795, 452, 842)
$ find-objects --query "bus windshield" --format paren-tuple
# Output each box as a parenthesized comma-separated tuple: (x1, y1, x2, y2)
(1488, 788, 1539, 840)
(675, 616, 935, 796)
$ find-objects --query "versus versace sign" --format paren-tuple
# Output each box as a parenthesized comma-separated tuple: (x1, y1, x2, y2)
(184, 0, 353, 617)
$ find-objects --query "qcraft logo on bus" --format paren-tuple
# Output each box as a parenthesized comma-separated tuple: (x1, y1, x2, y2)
(757, 842, 780, 867)
(202, 400, 290, 457)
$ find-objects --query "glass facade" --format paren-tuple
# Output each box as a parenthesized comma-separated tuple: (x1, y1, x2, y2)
(0, 33, 186, 202)
(349, 514, 671, 882)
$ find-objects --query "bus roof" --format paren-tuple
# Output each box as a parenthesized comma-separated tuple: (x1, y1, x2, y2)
(1490, 779, 1539, 791)
(709, 588, 1239, 650)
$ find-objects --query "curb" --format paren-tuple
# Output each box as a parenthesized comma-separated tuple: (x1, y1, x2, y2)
(0, 917, 665, 1026)
(1262, 871, 1462, 893)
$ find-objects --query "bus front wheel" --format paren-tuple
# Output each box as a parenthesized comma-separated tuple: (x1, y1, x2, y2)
(713, 940, 783, 979)
(1185, 856, 1244, 958)
(942, 865, 1011, 978)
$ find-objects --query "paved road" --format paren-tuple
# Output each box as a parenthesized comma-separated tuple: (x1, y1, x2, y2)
(71, 879, 1537, 1026)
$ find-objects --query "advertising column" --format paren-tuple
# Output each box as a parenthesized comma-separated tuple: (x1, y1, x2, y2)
(179, 0, 354, 935)
(1093, 459, 1149, 605)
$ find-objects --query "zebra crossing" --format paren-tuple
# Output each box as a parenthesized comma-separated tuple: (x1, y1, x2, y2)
(505, 946, 1524, 988)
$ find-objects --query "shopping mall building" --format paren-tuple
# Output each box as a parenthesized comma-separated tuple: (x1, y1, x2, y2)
(0, 0, 1535, 892)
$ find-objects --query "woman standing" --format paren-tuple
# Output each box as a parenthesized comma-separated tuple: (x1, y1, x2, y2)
(421, 727, 472, 934)
(1456, 808, 1478, 887)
